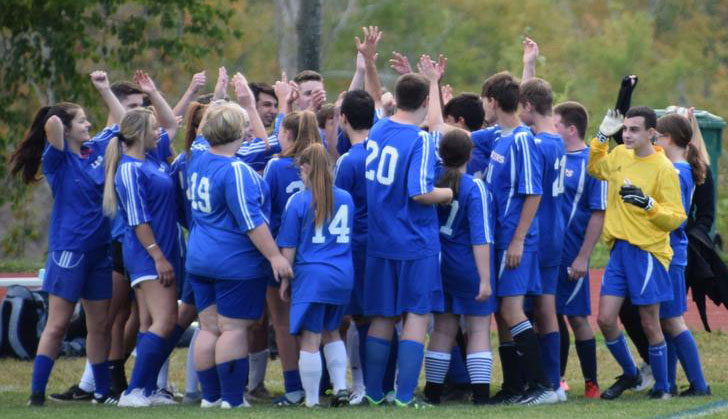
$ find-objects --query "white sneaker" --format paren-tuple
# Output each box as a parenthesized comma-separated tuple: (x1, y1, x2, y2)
(148, 389, 178, 406)
(221, 399, 251, 408)
(118, 388, 151, 408)
(200, 398, 222, 408)
(384, 390, 396, 404)
(634, 363, 654, 392)
(349, 386, 365, 405)
(556, 387, 568, 402)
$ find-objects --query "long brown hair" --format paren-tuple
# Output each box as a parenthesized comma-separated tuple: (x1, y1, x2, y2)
(10, 102, 82, 184)
(657, 113, 706, 185)
(297, 143, 333, 228)
(436, 129, 473, 196)
(280, 111, 321, 158)
(184, 101, 207, 155)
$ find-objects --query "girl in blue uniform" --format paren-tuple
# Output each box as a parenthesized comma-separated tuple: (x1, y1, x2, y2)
(655, 113, 710, 396)
(422, 129, 495, 405)
(263, 110, 323, 405)
(278, 143, 355, 407)
(185, 102, 293, 408)
(13, 72, 125, 406)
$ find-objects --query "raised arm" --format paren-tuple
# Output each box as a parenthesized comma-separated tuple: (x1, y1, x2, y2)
(389, 51, 412, 75)
(522, 37, 539, 81)
(213, 66, 229, 101)
(418, 55, 446, 133)
(348, 52, 365, 91)
(134, 70, 179, 139)
(90, 71, 125, 126)
(174, 70, 206, 117)
(233, 72, 269, 146)
(588, 109, 624, 180)
(355, 26, 383, 108)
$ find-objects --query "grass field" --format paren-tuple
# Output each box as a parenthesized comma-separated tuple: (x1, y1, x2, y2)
(1, 331, 727, 418)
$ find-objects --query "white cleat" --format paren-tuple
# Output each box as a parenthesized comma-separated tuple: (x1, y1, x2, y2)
(556, 387, 568, 402)
(221, 399, 251, 408)
(634, 363, 654, 392)
(148, 389, 178, 406)
(200, 398, 222, 408)
(118, 388, 151, 408)
(349, 386, 366, 405)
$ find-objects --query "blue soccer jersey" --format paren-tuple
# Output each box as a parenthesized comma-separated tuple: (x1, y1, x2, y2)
(263, 156, 304, 236)
(438, 173, 493, 297)
(42, 125, 118, 251)
(561, 147, 607, 260)
(334, 142, 368, 249)
(485, 125, 543, 250)
(237, 135, 282, 172)
(365, 118, 439, 259)
(277, 188, 354, 305)
(535, 132, 567, 267)
(185, 151, 272, 281)
(670, 162, 694, 267)
(467, 125, 500, 179)
(336, 108, 383, 155)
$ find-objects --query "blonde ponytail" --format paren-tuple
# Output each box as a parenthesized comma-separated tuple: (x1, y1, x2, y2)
(103, 137, 122, 216)
(298, 143, 333, 227)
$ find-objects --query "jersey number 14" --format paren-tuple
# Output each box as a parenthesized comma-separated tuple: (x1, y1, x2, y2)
(312, 205, 350, 244)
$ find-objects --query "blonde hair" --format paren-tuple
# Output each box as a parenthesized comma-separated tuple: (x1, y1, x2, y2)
(281, 111, 322, 158)
(297, 143, 333, 227)
(103, 108, 157, 217)
(202, 102, 249, 146)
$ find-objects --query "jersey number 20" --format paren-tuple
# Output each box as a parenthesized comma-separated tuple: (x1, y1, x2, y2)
(365, 142, 399, 185)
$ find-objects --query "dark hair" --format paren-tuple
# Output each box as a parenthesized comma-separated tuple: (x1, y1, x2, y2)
(554, 101, 589, 139)
(281, 111, 322, 157)
(657, 114, 706, 185)
(625, 106, 657, 130)
(316, 103, 335, 129)
(195, 93, 215, 104)
(436, 129, 472, 197)
(11, 102, 82, 184)
(341, 90, 375, 131)
(184, 101, 207, 154)
(110, 81, 143, 101)
(519, 78, 553, 116)
(394, 73, 430, 112)
(294, 70, 323, 84)
(249, 82, 276, 103)
(443, 93, 485, 131)
(480, 71, 519, 113)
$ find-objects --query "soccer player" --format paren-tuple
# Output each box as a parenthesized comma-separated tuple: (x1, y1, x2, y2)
(589, 106, 686, 400)
(654, 113, 710, 396)
(482, 71, 556, 405)
(15, 71, 125, 407)
(553, 101, 606, 399)
(443, 93, 485, 132)
(277, 143, 355, 407)
(249, 82, 279, 130)
(293, 70, 327, 112)
(184, 102, 292, 408)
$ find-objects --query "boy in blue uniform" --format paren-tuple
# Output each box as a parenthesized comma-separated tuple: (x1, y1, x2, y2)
(553, 102, 606, 399)
(363, 72, 453, 408)
(482, 72, 556, 405)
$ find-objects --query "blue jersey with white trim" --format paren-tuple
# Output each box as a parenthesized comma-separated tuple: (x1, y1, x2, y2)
(535, 132, 567, 266)
(485, 125, 543, 250)
(561, 147, 607, 260)
(438, 172, 493, 296)
(670, 162, 693, 267)
(185, 151, 271, 280)
(237, 135, 282, 172)
(277, 188, 354, 304)
(263, 156, 303, 237)
(336, 108, 383, 155)
(115, 154, 179, 268)
(467, 125, 499, 179)
(365, 118, 439, 259)
(43, 125, 118, 251)
(334, 142, 368, 249)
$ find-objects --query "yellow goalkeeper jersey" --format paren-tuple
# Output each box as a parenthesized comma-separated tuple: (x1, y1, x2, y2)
(587, 138, 686, 269)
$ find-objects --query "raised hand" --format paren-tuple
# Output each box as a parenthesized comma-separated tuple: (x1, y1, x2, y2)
(355, 25, 382, 62)
(441, 84, 453, 105)
(435, 54, 447, 81)
(522, 36, 539, 66)
(597, 109, 624, 142)
(417, 54, 440, 82)
(133, 70, 157, 95)
(232, 72, 254, 107)
(213, 66, 229, 100)
(273, 72, 291, 103)
(389, 51, 412, 75)
(308, 89, 326, 112)
(90, 70, 110, 91)
(188, 70, 207, 94)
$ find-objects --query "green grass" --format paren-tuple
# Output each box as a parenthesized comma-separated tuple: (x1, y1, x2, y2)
(1, 331, 727, 418)
(0, 258, 44, 273)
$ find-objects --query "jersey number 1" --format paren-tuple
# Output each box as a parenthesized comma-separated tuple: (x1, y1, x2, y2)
(188, 172, 212, 213)
(552, 156, 566, 197)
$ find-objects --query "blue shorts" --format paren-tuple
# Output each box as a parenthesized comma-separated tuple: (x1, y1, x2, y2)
(600, 240, 672, 305)
(179, 272, 196, 305)
(125, 249, 181, 288)
(556, 262, 592, 317)
(539, 265, 559, 295)
(363, 255, 443, 317)
(43, 246, 112, 303)
(290, 302, 346, 335)
(660, 264, 687, 319)
(189, 274, 267, 320)
(443, 291, 496, 316)
(495, 250, 541, 297)
(346, 247, 366, 316)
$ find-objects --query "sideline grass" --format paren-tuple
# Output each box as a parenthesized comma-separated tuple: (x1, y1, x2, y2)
(1, 331, 726, 418)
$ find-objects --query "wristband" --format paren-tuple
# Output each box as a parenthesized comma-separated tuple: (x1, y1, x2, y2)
(597, 131, 609, 144)
(146, 243, 158, 250)
(644, 197, 655, 212)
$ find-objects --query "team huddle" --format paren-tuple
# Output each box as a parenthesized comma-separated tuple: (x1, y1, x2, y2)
(11, 27, 712, 409)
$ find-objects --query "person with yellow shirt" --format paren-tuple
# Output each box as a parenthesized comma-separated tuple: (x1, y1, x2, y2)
(588, 106, 686, 401)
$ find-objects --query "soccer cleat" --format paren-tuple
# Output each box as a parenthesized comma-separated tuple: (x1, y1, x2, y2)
(92, 394, 119, 405)
(330, 389, 349, 407)
(634, 363, 654, 392)
(246, 384, 272, 401)
(221, 399, 251, 408)
(48, 384, 94, 402)
(601, 374, 642, 400)
(363, 395, 384, 406)
(148, 388, 178, 406)
(556, 387, 568, 402)
(28, 392, 45, 407)
(560, 379, 571, 392)
(394, 396, 433, 409)
(488, 388, 523, 405)
(423, 382, 443, 405)
(272, 393, 304, 407)
(384, 390, 396, 404)
(118, 388, 151, 407)
(679, 385, 712, 397)
(182, 392, 202, 404)
(200, 398, 222, 408)
(348, 386, 366, 405)
(648, 389, 672, 400)
(441, 382, 470, 402)
(518, 385, 559, 406)
(584, 381, 600, 399)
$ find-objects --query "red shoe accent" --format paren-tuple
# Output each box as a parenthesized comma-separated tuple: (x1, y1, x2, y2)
(560, 380, 571, 392)
(584, 381, 600, 399)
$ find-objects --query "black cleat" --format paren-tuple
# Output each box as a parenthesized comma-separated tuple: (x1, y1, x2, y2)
(517, 385, 559, 406)
(648, 389, 672, 400)
(49, 385, 94, 402)
(679, 385, 711, 397)
(330, 389, 349, 407)
(92, 394, 119, 405)
(601, 374, 642, 400)
(28, 392, 45, 407)
(488, 388, 523, 405)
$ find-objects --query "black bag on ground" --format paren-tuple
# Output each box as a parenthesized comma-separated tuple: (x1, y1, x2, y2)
(0, 285, 48, 359)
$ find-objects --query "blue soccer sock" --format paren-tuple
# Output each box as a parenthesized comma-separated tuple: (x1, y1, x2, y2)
(649, 342, 669, 392)
(383, 333, 398, 394)
(395, 340, 424, 403)
(446, 345, 469, 385)
(575, 338, 598, 384)
(145, 325, 185, 395)
(605, 333, 639, 378)
(217, 357, 248, 407)
(31, 354, 54, 395)
(539, 332, 561, 390)
(673, 330, 708, 392)
(666, 335, 678, 392)
(283, 369, 303, 400)
(91, 361, 110, 398)
(126, 332, 166, 395)
(356, 323, 370, 380)
(197, 365, 221, 402)
(364, 335, 391, 401)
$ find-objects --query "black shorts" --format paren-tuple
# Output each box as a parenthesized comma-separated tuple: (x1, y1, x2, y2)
(111, 239, 126, 276)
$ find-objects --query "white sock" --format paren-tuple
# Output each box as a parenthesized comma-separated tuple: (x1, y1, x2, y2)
(425, 351, 451, 384)
(157, 358, 169, 390)
(466, 351, 493, 384)
(248, 349, 269, 391)
(78, 360, 95, 392)
(347, 326, 364, 390)
(185, 327, 200, 395)
(298, 351, 322, 407)
(323, 341, 348, 392)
